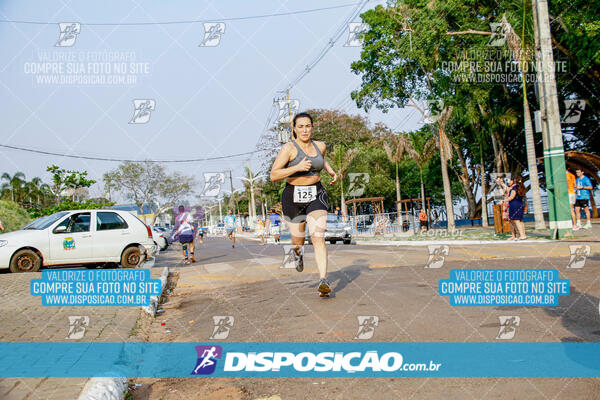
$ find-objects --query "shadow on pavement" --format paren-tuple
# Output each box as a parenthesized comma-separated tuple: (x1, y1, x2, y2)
(309, 259, 371, 298)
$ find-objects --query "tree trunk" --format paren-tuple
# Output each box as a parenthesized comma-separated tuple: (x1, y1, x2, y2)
(501, 15, 545, 229)
(523, 99, 546, 229)
(395, 162, 403, 226)
(419, 167, 426, 210)
(480, 163, 489, 227)
(439, 128, 455, 230)
(341, 184, 347, 218)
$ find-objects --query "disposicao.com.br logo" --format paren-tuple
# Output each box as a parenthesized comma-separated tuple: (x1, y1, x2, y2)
(218, 350, 441, 374)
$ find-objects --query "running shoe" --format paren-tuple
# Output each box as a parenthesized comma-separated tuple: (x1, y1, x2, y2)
(317, 278, 332, 297)
(184, 259, 190, 265)
(573, 224, 581, 231)
(190, 255, 196, 263)
(294, 249, 304, 272)
(583, 222, 592, 229)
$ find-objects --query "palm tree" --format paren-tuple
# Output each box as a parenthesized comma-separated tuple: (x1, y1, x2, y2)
(327, 144, 359, 218)
(25, 177, 44, 206)
(435, 106, 456, 231)
(406, 131, 437, 211)
(500, 14, 545, 229)
(240, 166, 266, 224)
(382, 133, 411, 226)
(1, 172, 26, 203)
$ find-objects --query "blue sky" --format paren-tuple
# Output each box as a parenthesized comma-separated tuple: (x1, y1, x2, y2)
(0, 0, 422, 202)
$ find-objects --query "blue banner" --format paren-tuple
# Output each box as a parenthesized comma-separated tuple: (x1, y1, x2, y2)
(439, 269, 569, 306)
(1, 342, 599, 377)
(30, 269, 162, 306)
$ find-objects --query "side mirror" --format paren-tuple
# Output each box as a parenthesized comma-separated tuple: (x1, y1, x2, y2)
(54, 226, 67, 234)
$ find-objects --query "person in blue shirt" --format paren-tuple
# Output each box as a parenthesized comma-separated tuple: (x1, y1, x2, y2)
(266, 209, 282, 243)
(223, 209, 237, 248)
(574, 169, 594, 229)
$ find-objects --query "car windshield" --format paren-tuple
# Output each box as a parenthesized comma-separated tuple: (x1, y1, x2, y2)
(23, 211, 70, 230)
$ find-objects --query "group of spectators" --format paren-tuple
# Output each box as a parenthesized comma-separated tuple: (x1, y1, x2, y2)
(496, 168, 594, 240)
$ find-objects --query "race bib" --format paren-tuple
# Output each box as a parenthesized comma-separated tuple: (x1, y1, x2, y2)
(293, 185, 317, 203)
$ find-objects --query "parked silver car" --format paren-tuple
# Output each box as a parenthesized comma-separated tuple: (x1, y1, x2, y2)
(306, 213, 352, 245)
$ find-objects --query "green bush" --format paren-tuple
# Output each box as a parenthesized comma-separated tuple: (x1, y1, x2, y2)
(0, 200, 32, 232)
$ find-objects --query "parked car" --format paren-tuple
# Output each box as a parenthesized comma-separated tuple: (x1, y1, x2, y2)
(306, 213, 352, 244)
(0, 210, 156, 273)
(151, 226, 168, 252)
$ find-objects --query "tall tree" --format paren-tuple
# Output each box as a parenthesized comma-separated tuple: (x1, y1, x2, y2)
(327, 144, 359, 218)
(382, 132, 411, 225)
(104, 161, 194, 225)
(406, 129, 437, 211)
(1, 172, 26, 203)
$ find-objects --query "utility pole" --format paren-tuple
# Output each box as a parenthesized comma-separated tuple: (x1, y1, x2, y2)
(532, 0, 572, 238)
(228, 170, 237, 215)
(287, 89, 294, 138)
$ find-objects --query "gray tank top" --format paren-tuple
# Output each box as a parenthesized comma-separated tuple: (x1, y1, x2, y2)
(286, 140, 325, 177)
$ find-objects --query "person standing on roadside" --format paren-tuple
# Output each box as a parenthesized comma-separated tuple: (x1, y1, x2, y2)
(504, 176, 527, 240)
(566, 169, 577, 228)
(574, 169, 593, 230)
(419, 209, 428, 231)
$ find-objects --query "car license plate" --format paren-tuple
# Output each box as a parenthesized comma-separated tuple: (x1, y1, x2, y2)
(293, 185, 317, 203)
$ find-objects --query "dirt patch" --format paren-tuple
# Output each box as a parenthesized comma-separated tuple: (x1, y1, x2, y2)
(129, 377, 248, 400)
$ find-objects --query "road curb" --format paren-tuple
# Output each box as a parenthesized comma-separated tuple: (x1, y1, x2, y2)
(142, 266, 169, 317)
(77, 377, 127, 400)
(356, 239, 552, 246)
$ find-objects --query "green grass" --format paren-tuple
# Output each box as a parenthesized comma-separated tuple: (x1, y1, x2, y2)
(0, 200, 31, 232)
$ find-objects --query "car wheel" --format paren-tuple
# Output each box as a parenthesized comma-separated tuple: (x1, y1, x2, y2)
(10, 249, 42, 273)
(343, 239, 351, 245)
(121, 246, 142, 268)
(330, 240, 337, 244)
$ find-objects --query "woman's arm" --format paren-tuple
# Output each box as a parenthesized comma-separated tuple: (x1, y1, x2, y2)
(270, 143, 311, 182)
(505, 188, 516, 202)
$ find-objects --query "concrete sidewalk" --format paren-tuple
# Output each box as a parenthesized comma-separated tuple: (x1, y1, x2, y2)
(0, 268, 165, 400)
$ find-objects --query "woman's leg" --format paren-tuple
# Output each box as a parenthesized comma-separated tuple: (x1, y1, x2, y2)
(307, 210, 328, 280)
(509, 220, 518, 239)
(517, 220, 527, 239)
(285, 219, 306, 254)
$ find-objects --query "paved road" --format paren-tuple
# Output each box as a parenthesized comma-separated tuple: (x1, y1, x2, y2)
(131, 236, 600, 399)
(1, 234, 598, 399)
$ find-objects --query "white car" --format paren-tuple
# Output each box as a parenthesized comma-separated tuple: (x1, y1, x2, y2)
(0, 209, 156, 273)
(151, 226, 168, 252)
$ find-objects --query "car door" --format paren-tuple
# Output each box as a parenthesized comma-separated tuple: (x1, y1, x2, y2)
(49, 212, 94, 263)
(93, 211, 131, 260)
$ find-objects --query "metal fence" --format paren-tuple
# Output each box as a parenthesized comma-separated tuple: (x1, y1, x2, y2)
(346, 211, 428, 236)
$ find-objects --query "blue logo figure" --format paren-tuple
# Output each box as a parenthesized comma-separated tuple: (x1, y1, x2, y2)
(191, 345, 222, 375)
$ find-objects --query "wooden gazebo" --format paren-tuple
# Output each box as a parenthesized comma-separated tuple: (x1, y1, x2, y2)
(537, 150, 599, 217)
(345, 197, 386, 233)
(395, 197, 431, 230)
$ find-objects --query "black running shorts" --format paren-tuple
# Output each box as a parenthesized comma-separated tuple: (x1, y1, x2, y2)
(282, 182, 329, 222)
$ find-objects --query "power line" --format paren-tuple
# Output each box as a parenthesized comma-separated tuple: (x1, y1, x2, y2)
(0, 143, 277, 163)
(286, 0, 370, 90)
(0, 3, 361, 26)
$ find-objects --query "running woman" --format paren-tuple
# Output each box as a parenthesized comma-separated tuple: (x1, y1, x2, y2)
(266, 209, 281, 243)
(224, 209, 237, 248)
(173, 205, 196, 264)
(269, 112, 338, 297)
